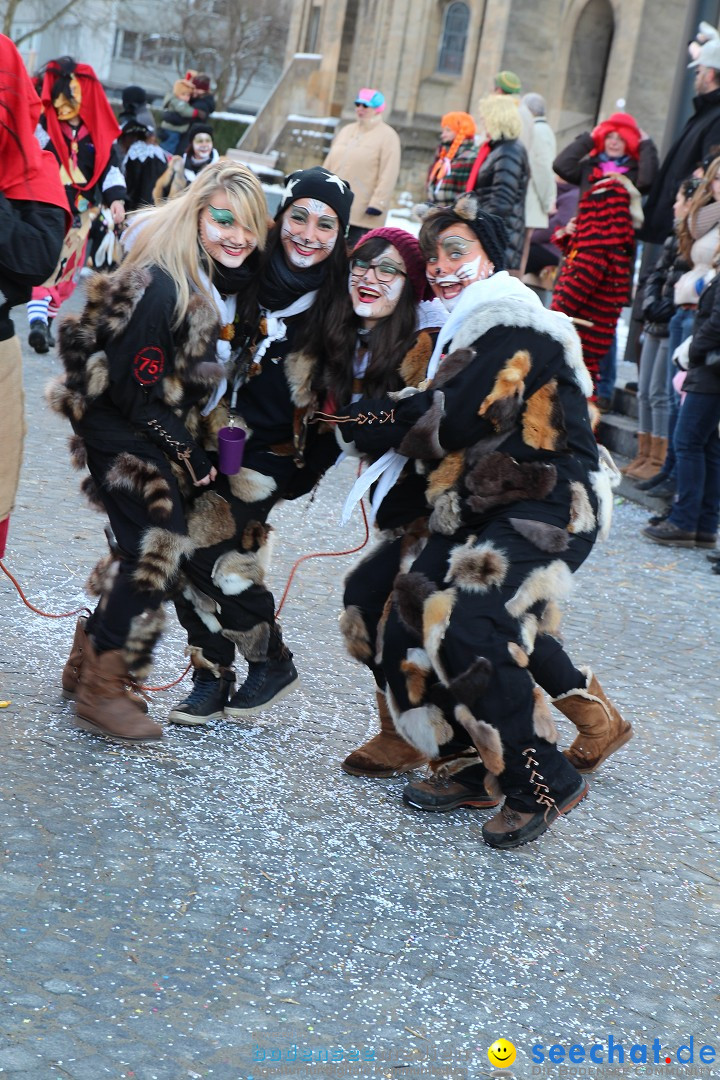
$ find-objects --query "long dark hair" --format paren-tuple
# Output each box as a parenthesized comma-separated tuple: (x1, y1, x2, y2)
(324, 235, 419, 404)
(248, 222, 356, 386)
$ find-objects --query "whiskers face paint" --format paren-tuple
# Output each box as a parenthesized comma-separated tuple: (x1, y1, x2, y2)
(349, 245, 407, 323)
(280, 198, 338, 268)
(426, 225, 495, 308)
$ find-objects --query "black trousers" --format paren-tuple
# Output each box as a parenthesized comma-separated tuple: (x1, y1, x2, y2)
(84, 444, 187, 657)
(345, 518, 595, 812)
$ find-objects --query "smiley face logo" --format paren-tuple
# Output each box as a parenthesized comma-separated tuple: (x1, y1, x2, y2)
(487, 1039, 517, 1068)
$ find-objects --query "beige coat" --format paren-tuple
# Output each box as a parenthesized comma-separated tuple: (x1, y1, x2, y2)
(0, 336, 25, 522)
(323, 113, 401, 229)
(524, 117, 557, 230)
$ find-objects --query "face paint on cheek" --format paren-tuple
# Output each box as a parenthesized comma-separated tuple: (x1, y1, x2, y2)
(204, 222, 224, 244)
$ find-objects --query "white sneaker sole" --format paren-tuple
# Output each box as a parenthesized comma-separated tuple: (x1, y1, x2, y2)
(224, 677, 300, 718)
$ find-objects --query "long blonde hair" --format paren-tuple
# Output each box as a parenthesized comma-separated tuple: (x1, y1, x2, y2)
(678, 156, 720, 261)
(123, 159, 268, 325)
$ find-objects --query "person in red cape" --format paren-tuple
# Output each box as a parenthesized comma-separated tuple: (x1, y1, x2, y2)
(26, 55, 127, 355)
(0, 34, 69, 556)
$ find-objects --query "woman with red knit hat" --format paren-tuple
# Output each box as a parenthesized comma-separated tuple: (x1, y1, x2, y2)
(426, 112, 477, 205)
(553, 109, 659, 195)
(323, 227, 448, 777)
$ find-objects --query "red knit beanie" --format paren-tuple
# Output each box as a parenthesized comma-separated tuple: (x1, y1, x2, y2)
(592, 112, 641, 159)
(353, 227, 431, 301)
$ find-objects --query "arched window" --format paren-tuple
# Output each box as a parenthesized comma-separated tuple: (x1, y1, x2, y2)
(437, 2, 469, 76)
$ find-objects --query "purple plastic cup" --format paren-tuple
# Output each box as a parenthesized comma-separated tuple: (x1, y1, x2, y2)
(217, 426, 246, 475)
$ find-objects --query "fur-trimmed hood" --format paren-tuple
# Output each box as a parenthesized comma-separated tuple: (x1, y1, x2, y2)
(449, 289, 594, 398)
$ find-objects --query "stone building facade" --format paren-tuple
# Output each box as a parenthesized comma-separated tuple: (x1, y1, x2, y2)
(261, 0, 712, 200)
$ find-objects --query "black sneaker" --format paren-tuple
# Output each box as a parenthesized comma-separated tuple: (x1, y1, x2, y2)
(224, 657, 299, 717)
(482, 779, 589, 850)
(403, 764, 500, 812)
(28, 319, 51, 354)
(168, 668, 234, 726)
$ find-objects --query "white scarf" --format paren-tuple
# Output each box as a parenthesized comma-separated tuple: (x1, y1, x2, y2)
(227, 290, 318, 412)
(341, 274, 542, 524)
(200, 273, 238, 416)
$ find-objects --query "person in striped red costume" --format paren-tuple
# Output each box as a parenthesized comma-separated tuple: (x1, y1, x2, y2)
(550, 115, 646, 395)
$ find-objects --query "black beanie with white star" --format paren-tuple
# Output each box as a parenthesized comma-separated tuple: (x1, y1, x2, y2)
(275, 166, 354, 232)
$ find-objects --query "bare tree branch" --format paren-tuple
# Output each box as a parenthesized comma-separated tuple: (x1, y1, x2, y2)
(176, 0, 287, 110)
(6, 0, 86, 44)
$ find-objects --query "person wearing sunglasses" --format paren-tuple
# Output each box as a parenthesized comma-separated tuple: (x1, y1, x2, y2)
(323, 88, 401, 247)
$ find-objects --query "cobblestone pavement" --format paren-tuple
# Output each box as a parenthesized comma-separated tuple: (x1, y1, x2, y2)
(0, 301, 718, 1080)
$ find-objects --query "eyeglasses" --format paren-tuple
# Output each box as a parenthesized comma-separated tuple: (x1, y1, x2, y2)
(355, 102, 370, 108)
(350, 257, 406, 282)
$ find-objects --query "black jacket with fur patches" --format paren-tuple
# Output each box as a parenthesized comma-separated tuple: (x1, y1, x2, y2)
(345, 294, 604, 534)
(48, 265, 224, 482)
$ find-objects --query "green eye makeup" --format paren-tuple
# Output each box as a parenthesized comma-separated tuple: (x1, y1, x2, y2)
(209, 206, 235, 226)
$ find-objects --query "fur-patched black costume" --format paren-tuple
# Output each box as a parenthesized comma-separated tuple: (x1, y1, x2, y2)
(339, 274, 618, 813)
(46, 263, 224, 672)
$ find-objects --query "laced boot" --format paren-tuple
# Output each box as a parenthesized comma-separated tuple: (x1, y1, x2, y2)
(482, 776, 589, 850)
(74, 639, 162, 742)
(622, 432, 651, 477)
(168, 665, 235, 726)
(553, 669, 632, 773)
(341, 690, 429, 777)
(402, 757, 501, 813)
(225, 628, 299, 718)
(61, 616, 148, 712)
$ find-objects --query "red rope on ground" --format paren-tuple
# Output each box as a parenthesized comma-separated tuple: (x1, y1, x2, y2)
(0, 559, 91, 619)
(275, 497, 369, 617)
(0, 492, 371, 693)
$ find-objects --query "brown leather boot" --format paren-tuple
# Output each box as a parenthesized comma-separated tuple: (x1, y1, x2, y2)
(61, 616, 149, 712)
(74, 639, 162, 742)
(622, 432, 651, 477)
(552, 670, 632, 773)
(341, 690, 428, 777)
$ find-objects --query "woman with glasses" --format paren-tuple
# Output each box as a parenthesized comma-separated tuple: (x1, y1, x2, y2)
(168, 166, 357, 727)
(323, 227, 448, 777)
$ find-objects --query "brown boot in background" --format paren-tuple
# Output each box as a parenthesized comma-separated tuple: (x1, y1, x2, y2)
(552, 669, 632, 773)
(74, 639, 162, 742)
(341, 689, 428, 777)
(61, 616, 149, 712)
(622, 432, 651, 477)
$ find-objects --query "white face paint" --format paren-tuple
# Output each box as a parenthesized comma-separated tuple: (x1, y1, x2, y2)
(426, 224, 495, 309)
(349, 244, 407, 325)
(280, 197, 339, 268)
(199, 189, 258, 268)
(192, 133, 214, 160)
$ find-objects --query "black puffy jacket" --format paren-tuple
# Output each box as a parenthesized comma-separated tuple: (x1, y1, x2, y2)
(641, 233, 690, 338)
(686, 273, 720, 394)
(472, 138, 529, 270)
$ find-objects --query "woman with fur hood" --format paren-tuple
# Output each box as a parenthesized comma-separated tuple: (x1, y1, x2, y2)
(331, 195, 630, 849)
(47, 160, 268, 743)
(167, 167, 356, 727)
(464, 94, 529, 270)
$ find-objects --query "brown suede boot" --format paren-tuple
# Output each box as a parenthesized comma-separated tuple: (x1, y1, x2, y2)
(552, 669, 632, 773)
(74, 639, 162, 742)
(61, 616, 149, 712)
(341, 690, 428, 777)
(622, 432, 651, 477)
(631, 434, 668, 481)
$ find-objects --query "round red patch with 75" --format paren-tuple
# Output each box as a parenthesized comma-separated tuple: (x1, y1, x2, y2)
(132, 346, 165, 386)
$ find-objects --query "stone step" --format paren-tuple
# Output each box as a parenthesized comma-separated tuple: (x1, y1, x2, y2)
(596, 409, 638, 460)
(612, 385, 638, 419)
